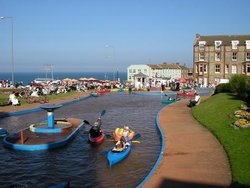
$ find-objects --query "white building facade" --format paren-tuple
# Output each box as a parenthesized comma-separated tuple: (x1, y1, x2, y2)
(127, 63, 184, 88)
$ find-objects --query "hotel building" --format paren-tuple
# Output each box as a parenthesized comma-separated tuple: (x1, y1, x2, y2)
(193, 34, 250, 86)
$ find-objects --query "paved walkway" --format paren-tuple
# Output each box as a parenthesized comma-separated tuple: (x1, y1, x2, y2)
(143, 97, 232, 188)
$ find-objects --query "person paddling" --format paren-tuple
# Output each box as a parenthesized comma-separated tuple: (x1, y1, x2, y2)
(89, 118, 102, 137)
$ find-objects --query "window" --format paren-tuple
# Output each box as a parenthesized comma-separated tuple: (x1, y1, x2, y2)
(215, 52, 221, 61)
(144, 69, 147, 73)
(242, 65, 246, 73)
(232, 65, 237, 74)
(198, 64, 207, 74)
(214, 41, 222, 50)
(232, 52, 237, 61)
(231, 40, 239, 49)
(225, 64, 229, 74)
(246, 52, 250, 61)
(129, 69, 132, 73)
(215, 64, 220, 73)
(247, 64, 250, 74)
(133, 69, 136, 73)
(246, 40, 250, 49)
(199, 41, 206, 50)
(203, 64, 207, 73)
(199, 52, 205, 61)
(138, 69, 141, 72)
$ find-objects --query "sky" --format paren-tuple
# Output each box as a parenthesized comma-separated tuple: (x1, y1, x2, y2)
(0, 0, 250, 73)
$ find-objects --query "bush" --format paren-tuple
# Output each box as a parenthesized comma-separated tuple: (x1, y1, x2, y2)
(230, 75, 250, 102)
(214, 83, 231, 94)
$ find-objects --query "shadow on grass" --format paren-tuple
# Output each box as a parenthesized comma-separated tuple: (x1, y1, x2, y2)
(156, 178, 250, 188)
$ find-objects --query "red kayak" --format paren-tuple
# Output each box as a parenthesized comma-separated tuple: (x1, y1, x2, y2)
(84, 110, 106, 145)
(176, 92, 195, 98)
(88, 130, 105, 145)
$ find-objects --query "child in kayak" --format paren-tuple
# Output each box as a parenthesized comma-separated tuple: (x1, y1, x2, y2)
(112, 136, 130, 152)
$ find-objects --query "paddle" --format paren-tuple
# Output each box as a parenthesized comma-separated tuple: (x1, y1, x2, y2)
(132, 133, 141, 140)
(106, 133, 141, 143)
(99, 110, 106, 118)
(83, 120, 92, 126)
(83, 110, 106, 126)
(106, 139, 141, 143)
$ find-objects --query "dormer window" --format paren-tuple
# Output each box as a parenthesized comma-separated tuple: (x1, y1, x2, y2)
(231, 40, 239, 49)
(246, 40, 250, 49)
(214, 41, 222, 50)
(199, 41, 206, 50)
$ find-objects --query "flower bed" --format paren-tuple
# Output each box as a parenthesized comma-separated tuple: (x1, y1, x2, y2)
(233, 108, 250, 128)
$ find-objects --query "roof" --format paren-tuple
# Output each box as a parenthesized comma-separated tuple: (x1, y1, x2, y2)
(148, 63, 182, 69)
(194, 34, 250, 46)
(133, 72, 148, 77)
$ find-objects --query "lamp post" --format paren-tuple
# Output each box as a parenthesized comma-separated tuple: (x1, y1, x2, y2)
(0, 16, 14, 86)
(105, 44, 118, 81)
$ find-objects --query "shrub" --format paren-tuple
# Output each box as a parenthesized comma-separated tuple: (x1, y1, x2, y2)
(230, 75, 250, 101)
(214, 83, 231, 94)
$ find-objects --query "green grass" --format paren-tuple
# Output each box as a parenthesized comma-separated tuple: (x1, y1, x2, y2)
(192, 93, 250, 186)
(0, 90, 80, 106)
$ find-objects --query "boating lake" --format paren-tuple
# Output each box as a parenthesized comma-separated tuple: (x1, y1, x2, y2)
(0, 92, 166, 188)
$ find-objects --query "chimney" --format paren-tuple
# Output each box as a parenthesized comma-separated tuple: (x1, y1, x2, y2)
(196, 33, 200, 38)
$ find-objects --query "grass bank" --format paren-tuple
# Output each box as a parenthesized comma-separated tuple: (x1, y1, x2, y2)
(192, 93, 250, 186)
(0, 90, 80, 106)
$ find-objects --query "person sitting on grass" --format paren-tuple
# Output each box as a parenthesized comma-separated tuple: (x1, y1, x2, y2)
(8, 91, 20, 106)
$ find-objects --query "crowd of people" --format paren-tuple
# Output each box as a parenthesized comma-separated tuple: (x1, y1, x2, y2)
(2, 78, 124, 106)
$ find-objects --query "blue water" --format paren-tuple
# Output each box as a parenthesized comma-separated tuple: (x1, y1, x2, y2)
(0, 72, 127, 85)
(0, 92, 163, 187)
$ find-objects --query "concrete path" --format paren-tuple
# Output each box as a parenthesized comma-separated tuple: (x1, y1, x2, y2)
(143, 98, 232, 188)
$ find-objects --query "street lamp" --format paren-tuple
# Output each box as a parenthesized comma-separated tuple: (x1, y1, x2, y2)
(0, 16, 15, 86)
(105, 44, 118, 81)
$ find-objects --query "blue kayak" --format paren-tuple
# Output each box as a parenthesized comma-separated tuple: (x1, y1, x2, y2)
(161, 99, 175, 104)
(107, 140, 131, 167)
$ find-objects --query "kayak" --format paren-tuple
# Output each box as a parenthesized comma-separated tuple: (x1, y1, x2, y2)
(107, 140, 131, 167)
(90, 93, 99, 97)
(161, 99, 175, 104)
(84, 110, 106, 145)
(88, 130, 105, 145)
(0, 128, 8, 138)
(113, 127, 135, 141)
(176, 92, 195, 98)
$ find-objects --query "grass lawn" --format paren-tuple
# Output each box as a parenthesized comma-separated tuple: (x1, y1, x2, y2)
(192, 93, 250, 186)
(0, 90, 80, 106)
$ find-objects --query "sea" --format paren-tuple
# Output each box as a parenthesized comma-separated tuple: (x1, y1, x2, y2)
(0, 72, 127, 85)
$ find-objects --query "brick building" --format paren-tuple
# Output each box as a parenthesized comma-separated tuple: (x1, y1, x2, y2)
(193, 34, 250, 86)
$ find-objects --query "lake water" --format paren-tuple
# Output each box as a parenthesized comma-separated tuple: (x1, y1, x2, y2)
(0, 92, 166, 187)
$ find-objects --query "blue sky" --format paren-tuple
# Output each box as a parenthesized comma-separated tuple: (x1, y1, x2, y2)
(0, 0, 250, 72)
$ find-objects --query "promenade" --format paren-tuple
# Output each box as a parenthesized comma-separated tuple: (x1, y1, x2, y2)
(143, 97, 232, 188)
